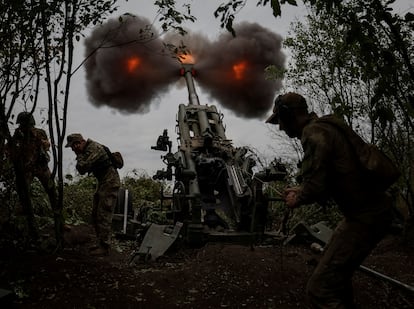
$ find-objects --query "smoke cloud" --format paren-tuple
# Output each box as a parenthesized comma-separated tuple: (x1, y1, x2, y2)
(195, 22, 285, 118)
(84, 15, 178, 114)
(84, 16, 285, 118)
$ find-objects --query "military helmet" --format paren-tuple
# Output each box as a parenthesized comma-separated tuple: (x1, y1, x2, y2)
(16, 112, 36, 126)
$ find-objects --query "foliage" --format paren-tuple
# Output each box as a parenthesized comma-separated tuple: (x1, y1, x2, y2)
(0, 170, 57, 244)
(62, 171, 163, 224)
(265, 164, 341, 232)
(214, 0, 299, 36)
(122, 170, 163, 209)
(268, 200, 341, 233)
(63, 174, 96, 224)
(211, 0, 414, 222)
(215, 0, 414, 128)
(283, 1, 414, 217)
(0, 0, 120, 153)
(284, 11, 370, 123)
(0, 0, 202, 247)
(0, 160, 18, 226)
(0, 0, 121, 248)
(155, 0, 196, 35)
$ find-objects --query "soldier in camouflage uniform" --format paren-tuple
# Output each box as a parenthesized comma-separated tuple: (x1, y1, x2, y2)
(66, 133, 120, 256)
(266, 93, 392, 308)
(9, 112, 58, 243)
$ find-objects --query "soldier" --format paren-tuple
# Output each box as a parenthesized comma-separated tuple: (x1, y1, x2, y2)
(66, 133, 120, 256)
(9, 112, 59, 244)
(266, 93, 392, 308)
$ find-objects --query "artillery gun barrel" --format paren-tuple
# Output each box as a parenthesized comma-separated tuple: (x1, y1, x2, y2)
(181, 64, 200, 106)
(180, 63, 213, 139)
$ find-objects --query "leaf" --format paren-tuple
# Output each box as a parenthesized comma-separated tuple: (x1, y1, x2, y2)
(271, 0, 281, 17)
(405, 12, 414, 22)
(225, 15, 236, 37)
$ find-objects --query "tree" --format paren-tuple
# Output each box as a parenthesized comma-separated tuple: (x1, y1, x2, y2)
(282, 1, 414, 225)
(1, 1, 43, 242)
(1, 0, 197, 249)
(38, 0, 120, 249)
(0, 0, 119, 249)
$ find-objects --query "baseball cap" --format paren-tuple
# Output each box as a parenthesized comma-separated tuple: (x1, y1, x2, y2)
(65, 133, 84, 147)
(266, 92, 307, 124)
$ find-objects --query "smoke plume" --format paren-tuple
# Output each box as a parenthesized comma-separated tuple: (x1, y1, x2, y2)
(84, 16, 285, 118)
(84, 15, 179, 114)
(195, 22, 285, 118)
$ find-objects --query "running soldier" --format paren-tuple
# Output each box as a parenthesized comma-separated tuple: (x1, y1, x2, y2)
(266, 93, 392, 308)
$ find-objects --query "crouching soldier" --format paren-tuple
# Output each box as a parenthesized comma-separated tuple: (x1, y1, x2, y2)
(66, 133, 120, 256)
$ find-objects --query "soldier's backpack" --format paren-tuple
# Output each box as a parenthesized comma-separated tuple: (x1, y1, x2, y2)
(317, 115, 400, 191)
(103, 146, 124, 169)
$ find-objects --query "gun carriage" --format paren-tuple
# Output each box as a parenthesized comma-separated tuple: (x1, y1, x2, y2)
(151, 63, 286, 246)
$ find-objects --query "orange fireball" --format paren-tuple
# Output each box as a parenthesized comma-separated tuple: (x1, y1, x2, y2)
(232, 61, 247, 80)
(126, 56, 141, 73)
(179, 53, 195, 64)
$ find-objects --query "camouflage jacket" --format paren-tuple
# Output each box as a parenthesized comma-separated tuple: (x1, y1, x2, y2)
(296, 114, 390, 223)
(10, 127, 50, 169)
(76, 139, 120, 186)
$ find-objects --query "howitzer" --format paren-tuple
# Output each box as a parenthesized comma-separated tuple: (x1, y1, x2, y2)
(151, 62, 287, 246)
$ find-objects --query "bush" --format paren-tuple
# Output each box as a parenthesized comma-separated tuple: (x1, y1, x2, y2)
(63, 175, 96, 224)
(63, 171, 164, 224)
(265, 182, 342, 232)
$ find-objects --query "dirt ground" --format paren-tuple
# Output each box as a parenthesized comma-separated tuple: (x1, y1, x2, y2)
(1, 224, 413, 309)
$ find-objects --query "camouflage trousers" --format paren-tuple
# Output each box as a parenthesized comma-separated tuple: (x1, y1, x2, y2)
(92, 183, 120, 248)
(15, 163, 58, 240)
(306, 213, 391, 309)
